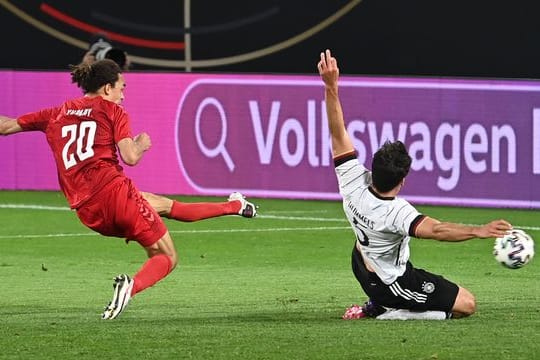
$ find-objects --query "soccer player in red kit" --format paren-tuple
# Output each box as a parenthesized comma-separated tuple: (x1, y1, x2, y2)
(0, 59, 255, 319)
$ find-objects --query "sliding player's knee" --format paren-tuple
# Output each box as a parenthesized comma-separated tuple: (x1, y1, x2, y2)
(144, 235, 178, 269)
(455, 289, 476, 316)
(463, 294, 476, 316)
(154, 246, 178, 270)
(141, 192, 171, 216)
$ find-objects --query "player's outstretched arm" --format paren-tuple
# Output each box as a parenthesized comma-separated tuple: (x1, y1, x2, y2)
(415, 216, 512, 241)
(0, 116, 23, 135)
(318, 49, 354, 158)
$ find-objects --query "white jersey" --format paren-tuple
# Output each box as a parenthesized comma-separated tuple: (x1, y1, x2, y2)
(335, 155, 425, 284)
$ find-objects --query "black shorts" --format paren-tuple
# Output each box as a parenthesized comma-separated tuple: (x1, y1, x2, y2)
(351, 244, 459, 312)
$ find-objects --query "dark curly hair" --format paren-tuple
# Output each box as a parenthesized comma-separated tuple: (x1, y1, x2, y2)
(371, 140, 412, 192)
(70, 59, 121, 94)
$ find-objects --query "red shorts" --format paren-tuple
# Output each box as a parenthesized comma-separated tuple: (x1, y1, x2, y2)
(76, 177, 167, 247)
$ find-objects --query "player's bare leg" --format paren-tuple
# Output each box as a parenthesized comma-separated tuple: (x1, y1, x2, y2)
(141, 191, 257, 221)
(141, 192, 174, 215)
(102, 232, 177, 320)
(450, 286, 476, 318)
(141, 232, 178, 270)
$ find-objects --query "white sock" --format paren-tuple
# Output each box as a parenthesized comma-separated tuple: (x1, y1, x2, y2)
(376, 309, 448, 320)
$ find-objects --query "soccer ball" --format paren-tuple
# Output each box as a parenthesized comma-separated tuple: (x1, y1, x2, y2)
(493, 229, 535, 269)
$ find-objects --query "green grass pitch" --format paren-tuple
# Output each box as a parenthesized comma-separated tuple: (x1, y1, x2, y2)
(0, 191, 538, 359)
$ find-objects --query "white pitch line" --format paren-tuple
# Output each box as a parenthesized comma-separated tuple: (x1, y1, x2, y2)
(0, 232, 94, 239)
(169, 226, 351, 234)
(1, 203, 539, 236)
(0, 226, 352, 240)
(0, 203, 70, 211)
(264, 210, 330, 214)
(0, 204, 346, 222)
(260, 214, 346, 222)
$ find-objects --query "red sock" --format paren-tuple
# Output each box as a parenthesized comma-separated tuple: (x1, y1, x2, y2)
(166, 200, 240, 222)
(132, 254, 173, 296)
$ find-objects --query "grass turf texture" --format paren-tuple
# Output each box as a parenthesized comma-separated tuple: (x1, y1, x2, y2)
(0, 191, 538, 359)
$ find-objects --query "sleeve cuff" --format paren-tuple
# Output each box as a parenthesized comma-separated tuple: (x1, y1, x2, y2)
(333, 151, 357, 167)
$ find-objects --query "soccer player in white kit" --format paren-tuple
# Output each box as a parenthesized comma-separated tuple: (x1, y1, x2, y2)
(317, 49, 513, 320)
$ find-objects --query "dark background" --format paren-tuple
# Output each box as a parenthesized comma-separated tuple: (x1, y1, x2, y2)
(2, 0, 540, 78)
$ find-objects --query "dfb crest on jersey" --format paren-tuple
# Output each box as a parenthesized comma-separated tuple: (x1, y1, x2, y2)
(422, 282, 435, 294)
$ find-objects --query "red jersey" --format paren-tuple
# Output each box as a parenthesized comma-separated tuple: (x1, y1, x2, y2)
(18, 96, 132, 209)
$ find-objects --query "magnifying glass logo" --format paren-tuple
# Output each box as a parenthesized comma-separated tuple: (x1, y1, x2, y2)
(195, 97, 235, 172)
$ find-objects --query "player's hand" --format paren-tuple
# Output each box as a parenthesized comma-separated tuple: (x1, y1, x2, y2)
(81, 51, 96, 65)
(478, 219, 513, 238)
(317, 49, 339, 86)
(134, 132, 151, 151)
